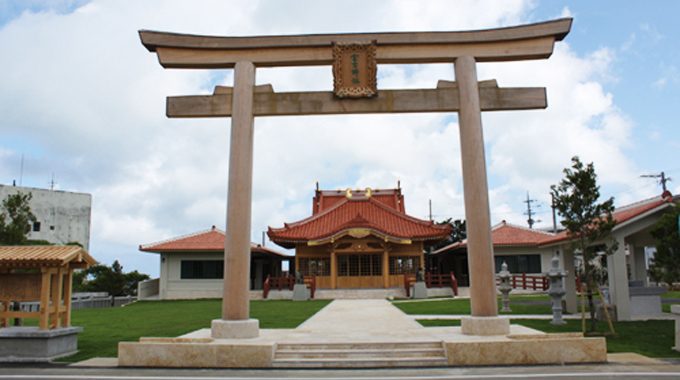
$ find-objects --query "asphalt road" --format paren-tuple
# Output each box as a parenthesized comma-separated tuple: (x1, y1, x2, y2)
(2, 360, 680, 380)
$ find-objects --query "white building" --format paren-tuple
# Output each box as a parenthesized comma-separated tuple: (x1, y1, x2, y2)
(138, 226, 292, 300)
(0, 185, 92, 251)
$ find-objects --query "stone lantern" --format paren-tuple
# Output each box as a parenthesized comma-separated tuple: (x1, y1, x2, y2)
(545, 255, 568, 325)
(497, 262, 513, 312)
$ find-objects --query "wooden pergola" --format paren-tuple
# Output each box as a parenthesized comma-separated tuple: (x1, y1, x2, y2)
(0, 246, 96, 330)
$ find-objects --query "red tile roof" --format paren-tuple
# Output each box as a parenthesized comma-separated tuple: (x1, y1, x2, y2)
(433, 193, 677, 253)
(268, 193, 451, 249)
(313, 188, 405, 214)
(140, 226, 288, 257)
(538, 194, 676, 246)
(432, 221, 555, 254)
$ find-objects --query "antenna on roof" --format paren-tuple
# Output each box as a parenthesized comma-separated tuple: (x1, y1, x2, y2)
(48, 172, 58, 191)
(19, 154, 24, 187)
(315, 180, 319, 191)
(523, 191, 540, 229)
(641, 172, 672, 193)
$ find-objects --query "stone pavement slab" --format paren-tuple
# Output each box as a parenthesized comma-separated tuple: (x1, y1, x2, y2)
(119, 299, 607, 368)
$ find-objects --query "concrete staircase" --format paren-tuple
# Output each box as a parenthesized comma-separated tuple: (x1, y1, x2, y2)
(272, 341, 448, 368)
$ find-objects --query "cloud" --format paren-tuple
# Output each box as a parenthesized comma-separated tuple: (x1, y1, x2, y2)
(0, 0, 652, 277)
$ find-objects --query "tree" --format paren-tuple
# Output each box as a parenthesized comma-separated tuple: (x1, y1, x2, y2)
(73, 260, 150, 297)
(649, 202, 680, 285)
(432, 218, 467, 250)
(0, 192, 37, 245)
(551, 156, 618, 332)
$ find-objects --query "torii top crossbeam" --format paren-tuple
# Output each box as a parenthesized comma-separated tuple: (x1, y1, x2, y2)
(140, 18, 571, 68)
(139, 18, 571, 339)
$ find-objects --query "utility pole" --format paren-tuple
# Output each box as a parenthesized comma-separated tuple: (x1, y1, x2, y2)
(641, 172, 672, 192)
(551, 193, 557, 233)
(523, 191, 540, 229)
(429, 199, 433, 221)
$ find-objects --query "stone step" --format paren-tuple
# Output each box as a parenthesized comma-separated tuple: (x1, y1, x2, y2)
(276, 341, 443, 351)
(275, 347, 444, 359)
(272, 341, 448, 368)
(272, 357, 449, 368)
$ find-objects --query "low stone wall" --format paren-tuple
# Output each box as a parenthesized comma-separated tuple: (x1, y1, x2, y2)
(0, 326, 83, 362)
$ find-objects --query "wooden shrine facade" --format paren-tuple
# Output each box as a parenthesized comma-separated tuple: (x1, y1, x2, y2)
(268, 187, 451, 289)
(0, 246, 96, 330)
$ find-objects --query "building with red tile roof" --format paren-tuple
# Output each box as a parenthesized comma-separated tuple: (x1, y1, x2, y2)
(138, 226, 292, 300)
(432, 221, 558, 286)
(268, 186, 452, 289)
(433, 191, 678, 321)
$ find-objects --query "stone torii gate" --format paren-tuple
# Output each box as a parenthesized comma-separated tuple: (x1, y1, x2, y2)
(140, 18, 571, 338)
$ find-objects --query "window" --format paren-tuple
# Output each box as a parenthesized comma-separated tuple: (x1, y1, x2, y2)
(337, 254, 382, 277)
(298, 257, 330, 276)
(180, 260, 224, 279)
(388, 256, 420, 275)
(494, 255, 541, 274)
(33, 222, 41, 232)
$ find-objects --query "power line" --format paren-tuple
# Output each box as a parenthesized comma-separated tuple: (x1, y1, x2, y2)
(641, 171, 672, 192)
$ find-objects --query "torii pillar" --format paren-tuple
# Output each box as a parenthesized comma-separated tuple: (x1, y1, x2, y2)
(139, 18, 571, 338)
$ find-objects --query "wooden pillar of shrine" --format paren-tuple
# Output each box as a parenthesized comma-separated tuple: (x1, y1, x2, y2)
(212, 61, 260, 339)
(383, 248, 390, 289)
(455, 56, 508, 334)
(330, 248, 337, 290)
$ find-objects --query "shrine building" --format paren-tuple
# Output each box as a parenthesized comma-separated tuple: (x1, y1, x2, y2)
(267, 185, 452, 289)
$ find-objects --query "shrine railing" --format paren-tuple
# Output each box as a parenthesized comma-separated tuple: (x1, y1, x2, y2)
(404, 272, 458, 297)
(263, 274, 316, 299)
(495, 273, 549, 291)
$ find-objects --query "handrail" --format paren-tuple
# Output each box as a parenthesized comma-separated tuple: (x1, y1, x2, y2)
(263, 274, 316, 299)
(405, 272, 458, 297)
(495, 273, 549, 291)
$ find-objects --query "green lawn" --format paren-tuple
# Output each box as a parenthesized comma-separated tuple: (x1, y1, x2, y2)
(14, 295, 680, 362)
(394, 295, 555, 315)
(418, 318, 680, 359)
(19, 299, 331, 363)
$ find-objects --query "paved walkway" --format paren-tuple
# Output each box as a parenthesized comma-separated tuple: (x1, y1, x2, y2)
(183, 299, 541, 344)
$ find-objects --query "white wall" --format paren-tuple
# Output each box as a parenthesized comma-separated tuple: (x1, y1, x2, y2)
(0, 185, 91, 250)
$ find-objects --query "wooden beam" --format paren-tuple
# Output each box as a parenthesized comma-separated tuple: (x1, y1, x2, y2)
(141, 19, 571, 51)
(167, 86, 546, 118)
(0, 311, 40, 319)
(154, 37, 557, 68)
(140, 19, 572, 68)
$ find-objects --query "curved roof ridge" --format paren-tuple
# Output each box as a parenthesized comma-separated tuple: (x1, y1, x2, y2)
(494, 220, 556, 237)
(140, 226, 224, 250)
(268, 195, 451, 247)
(614, 195, 666, 213)
(269, 197, 352, 233)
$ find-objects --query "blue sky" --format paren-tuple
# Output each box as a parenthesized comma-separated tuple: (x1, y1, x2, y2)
(0, 1, 678, 277)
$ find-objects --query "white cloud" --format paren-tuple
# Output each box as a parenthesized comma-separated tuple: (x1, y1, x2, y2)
(0, 0, 655, 276)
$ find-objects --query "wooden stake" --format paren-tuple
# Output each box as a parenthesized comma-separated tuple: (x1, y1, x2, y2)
(597, 287, 616, 336)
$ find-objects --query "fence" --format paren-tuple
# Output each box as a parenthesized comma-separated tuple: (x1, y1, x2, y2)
(263, 274, 316, 299)
(404, 272, 458, 297)
(5, 293, 137, 313)
(495, 273, 549, 291)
